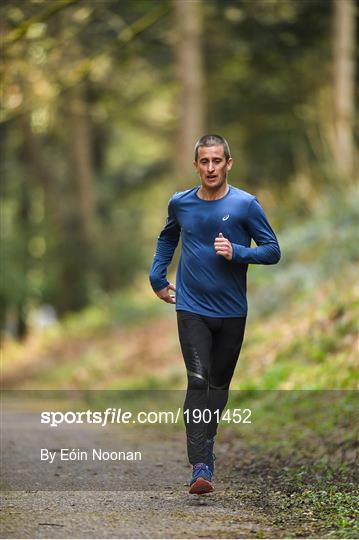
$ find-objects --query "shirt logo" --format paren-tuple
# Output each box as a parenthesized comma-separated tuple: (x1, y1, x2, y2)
(222, 214, 230, 221)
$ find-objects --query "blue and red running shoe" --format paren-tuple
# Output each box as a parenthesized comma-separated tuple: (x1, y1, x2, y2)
(189, 463, 214, 494)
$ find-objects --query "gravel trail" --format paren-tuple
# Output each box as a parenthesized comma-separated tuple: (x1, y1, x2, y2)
(1, 403, 278, 539)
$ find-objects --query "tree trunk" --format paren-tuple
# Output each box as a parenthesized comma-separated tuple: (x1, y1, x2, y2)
(333, 0, 356, 179)
(21, 113, 62, 231)
(21, 111, 91, 315)
(67, 81, 97, 243)
(173, 0, 205, 186)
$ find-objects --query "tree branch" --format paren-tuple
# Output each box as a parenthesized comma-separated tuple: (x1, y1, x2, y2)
(3, 0, 83, 50)
(1, 2, 171, 125)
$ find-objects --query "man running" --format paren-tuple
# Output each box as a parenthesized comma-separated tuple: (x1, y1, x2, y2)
(149, 134, 281, 494)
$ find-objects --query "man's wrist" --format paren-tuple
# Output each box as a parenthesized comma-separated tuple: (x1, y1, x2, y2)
(231, 243, 245, 263)
(153, 280, 169, 293)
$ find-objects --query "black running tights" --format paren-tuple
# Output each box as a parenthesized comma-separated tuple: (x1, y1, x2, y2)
(177, 310, 246, 465)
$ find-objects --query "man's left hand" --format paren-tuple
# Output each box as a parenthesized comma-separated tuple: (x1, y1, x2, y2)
(214, 232, 233, 261)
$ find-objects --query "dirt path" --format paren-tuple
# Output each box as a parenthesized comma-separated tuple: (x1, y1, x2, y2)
(2, 489, 277, 539)
(1, 401, 351, 539)
(1, 405, 278, 539)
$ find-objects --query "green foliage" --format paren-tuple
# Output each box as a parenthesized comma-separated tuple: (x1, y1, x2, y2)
(3, 187, 357, 392)
(45, 287, 167, 340)
(294, 489, 359, 537)
(248, 186, 359, 317)
(205, 0, 333, 186)
(1, 0, 174, 334)
(3, 0, 357, 336)
(227, 390, 359, 538)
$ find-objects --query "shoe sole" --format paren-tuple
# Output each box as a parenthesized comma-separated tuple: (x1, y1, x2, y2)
(189, 477, 214, 495)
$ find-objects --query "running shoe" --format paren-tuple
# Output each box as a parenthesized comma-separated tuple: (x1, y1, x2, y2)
(206, 438, 216, 474)
(189, 462, 214, 494)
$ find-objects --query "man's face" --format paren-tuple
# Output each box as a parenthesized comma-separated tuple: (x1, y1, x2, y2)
(194, 145, 233, 190)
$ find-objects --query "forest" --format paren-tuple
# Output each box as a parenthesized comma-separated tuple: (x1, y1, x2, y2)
(1, 1, 358, 538)
(2, 0, 357, 338)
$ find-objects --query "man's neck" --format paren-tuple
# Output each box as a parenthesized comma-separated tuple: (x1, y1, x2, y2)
(197, 183, 229, 201)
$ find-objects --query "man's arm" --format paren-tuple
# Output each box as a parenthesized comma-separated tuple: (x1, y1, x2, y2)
(215, 198, 280, 264)
(149, 197, 181, 302)
(232, 197, 281, 264)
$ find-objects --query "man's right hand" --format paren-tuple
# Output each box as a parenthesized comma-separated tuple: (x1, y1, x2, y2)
(155, 283, 176, 304)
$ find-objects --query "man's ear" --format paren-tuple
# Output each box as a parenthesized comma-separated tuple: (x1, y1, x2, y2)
(226, 158, 233, 171)
(193, 160, 199, 172)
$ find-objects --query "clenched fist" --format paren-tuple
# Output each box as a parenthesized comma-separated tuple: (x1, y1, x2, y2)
(214, 232, 233, 261)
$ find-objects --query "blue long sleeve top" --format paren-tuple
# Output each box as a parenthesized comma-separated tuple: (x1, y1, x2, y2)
(149, 185, 281, 317)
